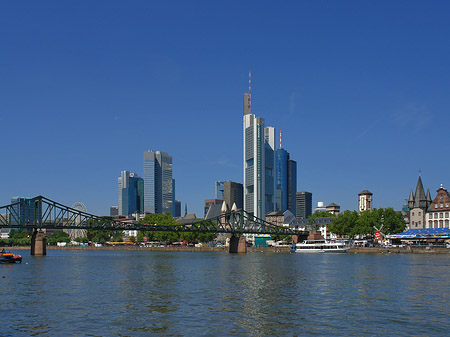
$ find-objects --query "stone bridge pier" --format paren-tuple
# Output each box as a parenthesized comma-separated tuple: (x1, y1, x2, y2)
(31, 229, 46, 255)
(229, 234, 247, 253)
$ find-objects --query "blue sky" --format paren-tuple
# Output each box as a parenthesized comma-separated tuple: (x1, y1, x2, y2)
(1, 1, 450, 217)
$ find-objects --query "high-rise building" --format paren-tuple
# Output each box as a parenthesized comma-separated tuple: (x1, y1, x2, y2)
(275, 131, 297, 215)
(215, 181, 225, 200)
(174, 200, 181, 218)
(243, 73, 275, 219)
(118, 171, 144, 216)
(144, 150, 173, 215)
(10, 197, 42, 226)
(287, 159, 297, 215)
(223, 181, 244, 210)
(296, 191, 312, 219)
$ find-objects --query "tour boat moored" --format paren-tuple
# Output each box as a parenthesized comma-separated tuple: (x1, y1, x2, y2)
(293, 240, 348, 253)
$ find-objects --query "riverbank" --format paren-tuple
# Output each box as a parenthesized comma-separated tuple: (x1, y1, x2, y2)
(1, 245, 292, 253)
(4, 246, 450, 254)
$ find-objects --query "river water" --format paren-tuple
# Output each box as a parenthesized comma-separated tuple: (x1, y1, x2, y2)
(2, 250, 450, 336)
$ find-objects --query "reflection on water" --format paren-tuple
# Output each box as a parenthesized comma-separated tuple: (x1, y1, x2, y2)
(2, 251, 450, 336)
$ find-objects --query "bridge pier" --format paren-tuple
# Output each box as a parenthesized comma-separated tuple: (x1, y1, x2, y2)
(31, 229, 46, 256)
(229, 235, 247, 254)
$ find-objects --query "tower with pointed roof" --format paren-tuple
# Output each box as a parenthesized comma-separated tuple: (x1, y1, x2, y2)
(408, 175, 432, 229)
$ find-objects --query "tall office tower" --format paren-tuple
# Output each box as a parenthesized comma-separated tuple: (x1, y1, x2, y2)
(118, 171, 144, 216)
(276, 148, 288, 211)
(287, 159, 297, 216)
(296, 191, 312, 219)
(174, 200, 181, 218)
(215, 181, 225, 200)
(275, 132, 297, 214)
(10, 197, 41, 225)
(143, 150, 173, 214)
(223, 180, 244, 210)
(243, 73, 275, 219)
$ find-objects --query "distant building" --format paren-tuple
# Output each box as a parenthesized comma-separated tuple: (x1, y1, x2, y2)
(296, 192, 312, 219)
(425, 184, 450, 229)
(215, 181, 225, 200)
(118, 171, 144, 216)
(275, 146, 297, 215)
(110, 206, 119, 217)
(314, 201, 326, 213)
(358, 190, 373, 212)
(265, 209, 295, 227)
(243, 73, 276, 219)
(407, 176, 431, 229)
(223, 181, 243, 211)
(204, 199, 223, 218)
(174, 200, 181, 218)
(326, 203, 340, 215)
(10, 197, 41, 226)
(144, 150, 174, 215)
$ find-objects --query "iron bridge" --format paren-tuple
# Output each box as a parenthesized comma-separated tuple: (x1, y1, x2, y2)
(0, 196, 305, 236)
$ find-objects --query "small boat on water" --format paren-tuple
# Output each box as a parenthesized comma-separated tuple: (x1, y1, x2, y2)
(292, 240, 348, 253)
(0, 250, 22, 263)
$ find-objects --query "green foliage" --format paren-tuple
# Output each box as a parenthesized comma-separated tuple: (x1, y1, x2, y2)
(47, 230, 71, 245)
(327, 208, 406, 238)
(136, 213, 216, 243)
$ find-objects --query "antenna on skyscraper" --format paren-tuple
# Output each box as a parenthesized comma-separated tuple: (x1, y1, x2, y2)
(248, 71, 251, 111)
(280, 130, 282, 149)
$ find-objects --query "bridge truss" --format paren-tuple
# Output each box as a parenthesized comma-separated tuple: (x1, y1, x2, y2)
(0, 196, 305, 236)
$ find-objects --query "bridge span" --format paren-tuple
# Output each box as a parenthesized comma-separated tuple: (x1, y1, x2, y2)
(0, 196, 308, 254)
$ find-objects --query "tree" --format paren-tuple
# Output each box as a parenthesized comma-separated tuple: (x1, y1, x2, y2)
(328, 210, 359, 237)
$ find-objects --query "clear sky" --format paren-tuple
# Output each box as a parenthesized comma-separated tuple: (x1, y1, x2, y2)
(1, 1, 450, 217)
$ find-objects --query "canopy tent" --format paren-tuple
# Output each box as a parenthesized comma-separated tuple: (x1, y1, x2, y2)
(386, 228, 450, 240)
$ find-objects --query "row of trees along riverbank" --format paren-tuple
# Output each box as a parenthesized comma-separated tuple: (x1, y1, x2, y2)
(0, 213, 217, 246)
(312, 207, 406, 237)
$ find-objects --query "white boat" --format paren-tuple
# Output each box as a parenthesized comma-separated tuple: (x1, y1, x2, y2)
(293, 240, 348, 253)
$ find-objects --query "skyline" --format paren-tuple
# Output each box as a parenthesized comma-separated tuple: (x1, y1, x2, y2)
(1, 1, 450, 217)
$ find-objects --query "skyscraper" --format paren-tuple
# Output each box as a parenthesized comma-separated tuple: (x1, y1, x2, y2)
(223, 180, 244, 210)
(144, 150, 173, 215)
(243, 73, 275, 219)
(118, 171, 144, 216)
(296, 191, 312, 219)
(275, 132, 297, 214)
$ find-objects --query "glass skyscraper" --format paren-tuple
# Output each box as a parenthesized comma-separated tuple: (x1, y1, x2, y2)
(275, 148, 297, 215)
(144, 150, 173, 215)
(243, 87, 275, 219)
(118, 171, 144, 216)
(10, 197, 42, 226)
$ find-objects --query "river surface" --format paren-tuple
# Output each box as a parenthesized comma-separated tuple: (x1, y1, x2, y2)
(2, 250, 450, 336)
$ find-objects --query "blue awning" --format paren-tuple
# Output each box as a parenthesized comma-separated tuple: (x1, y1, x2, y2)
(386, 228, 450, 239)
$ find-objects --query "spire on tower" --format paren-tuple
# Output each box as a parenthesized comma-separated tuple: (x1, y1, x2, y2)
(248, 71, 251, 112)
(279, 130, 282, 149)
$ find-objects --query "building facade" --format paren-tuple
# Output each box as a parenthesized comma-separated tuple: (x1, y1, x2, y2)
(358, 190, 373, 212)
(296, 191, 312, 219)
(425, 185, 450, 229)
(204, 199, 223, 218)
(408, 176, 431, 229)
(243, 77, 275, 219)
(223, 180, 244, 211)
(10, 197, 42, 226)
(143, 150, 174, 215)
(118, 171, 144, 216)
